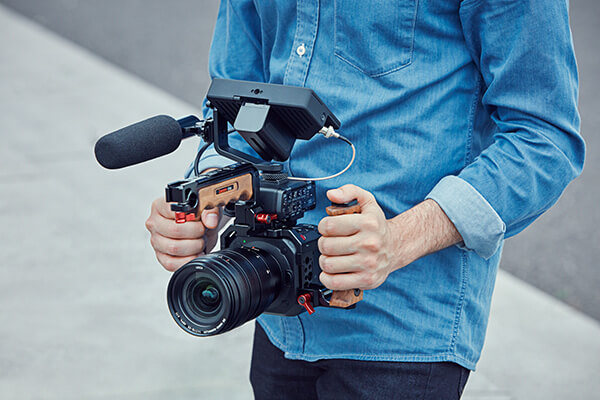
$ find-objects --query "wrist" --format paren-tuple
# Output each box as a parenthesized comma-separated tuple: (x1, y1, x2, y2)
(388, 199, 462, 270)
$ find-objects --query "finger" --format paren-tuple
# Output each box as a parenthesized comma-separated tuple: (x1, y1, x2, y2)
(150, 232, 206, 257)
(326, 184, 378, 213)
(319, 254, 365, 274)
(201, 208, 221, 230)
(155, 251, 200, 272)
(318, 236, 357, 256)
(148, 213, 207, 239)
(153, 197, 177, 219)
(318, 214, 362, 236)
(319, 271, 365, 291)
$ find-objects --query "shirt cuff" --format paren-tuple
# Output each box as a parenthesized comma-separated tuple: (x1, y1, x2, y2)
(425, 175, 506, 259)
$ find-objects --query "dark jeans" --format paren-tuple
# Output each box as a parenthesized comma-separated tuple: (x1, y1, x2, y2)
(250, 323, 470, 400)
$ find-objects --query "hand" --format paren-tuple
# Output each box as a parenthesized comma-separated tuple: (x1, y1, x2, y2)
(318, 185, 463, 291)
(145, 196, 222, 272)
(317, 184, 396, 291)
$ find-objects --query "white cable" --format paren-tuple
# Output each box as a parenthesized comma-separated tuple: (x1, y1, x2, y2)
(288, 126, 356, 181)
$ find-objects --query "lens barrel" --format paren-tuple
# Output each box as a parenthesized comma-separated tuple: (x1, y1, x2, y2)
(167, 245, 285, 336)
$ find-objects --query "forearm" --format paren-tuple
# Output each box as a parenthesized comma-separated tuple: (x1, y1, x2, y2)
(388, 199, 462, 272)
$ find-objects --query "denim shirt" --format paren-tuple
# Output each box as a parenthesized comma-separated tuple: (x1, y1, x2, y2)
(195, 0, 584, 370)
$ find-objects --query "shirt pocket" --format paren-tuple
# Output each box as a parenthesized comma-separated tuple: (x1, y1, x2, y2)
(334, 0, 418, 77)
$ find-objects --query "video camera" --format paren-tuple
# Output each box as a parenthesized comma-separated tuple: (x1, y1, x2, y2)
(95, 79, 362, 337)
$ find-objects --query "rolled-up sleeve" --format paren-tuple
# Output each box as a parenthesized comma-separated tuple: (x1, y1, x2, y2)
(426, 0, 585, 259)
(426, 176, 506, 259)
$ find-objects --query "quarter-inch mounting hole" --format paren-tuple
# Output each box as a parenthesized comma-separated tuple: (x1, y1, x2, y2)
(185, 190, 198, 208)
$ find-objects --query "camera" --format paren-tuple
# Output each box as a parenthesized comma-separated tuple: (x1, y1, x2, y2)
(94, 79, 362, 337)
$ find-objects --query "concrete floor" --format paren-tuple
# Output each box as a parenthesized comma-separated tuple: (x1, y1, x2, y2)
(0, 2, 599, 400)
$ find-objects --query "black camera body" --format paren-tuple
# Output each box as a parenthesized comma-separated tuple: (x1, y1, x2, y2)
(166, 161, 364, 336)
(212, 171, 323, 317)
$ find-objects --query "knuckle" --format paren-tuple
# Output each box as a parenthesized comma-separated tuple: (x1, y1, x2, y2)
(325, 275, 339, 290)
(362, 274, 375, 287)
(364, 256, 378, 270)
(318, 218, 332, 236)
(319, 272, 329, 287)
(318, 238, 325, 254)
(343, 184, 357, 192)
(167, 243, 180, 256)
(144, 218, 153, 232)
(321, 219, 330, 235)
(167, 223, 184, 238)
(362, 237, 381, 252)
(325, 218, 335, 234)
(321, 239, 333, 255)
(319, 256, 331, 272)
(361, 218, 379, 232)
(164, 261, 178, 272)
(156, 253, 175, 272)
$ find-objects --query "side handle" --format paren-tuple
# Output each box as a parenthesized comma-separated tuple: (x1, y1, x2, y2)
(325, 199, 364, 307)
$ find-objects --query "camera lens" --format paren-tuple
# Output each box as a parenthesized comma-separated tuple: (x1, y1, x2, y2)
(167, 244, 287, 336)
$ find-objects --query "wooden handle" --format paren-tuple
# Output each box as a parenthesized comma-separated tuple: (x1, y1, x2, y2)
(325, 199, 363, 308)
(197, 173, 254, 214)
(325, 202, 361, 216)
(329, 289, 363, 308)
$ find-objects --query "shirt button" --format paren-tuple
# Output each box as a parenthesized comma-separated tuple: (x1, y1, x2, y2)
(296, 44, 306, 57)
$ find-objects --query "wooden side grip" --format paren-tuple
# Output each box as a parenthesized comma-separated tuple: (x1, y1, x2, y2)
(325, 203, 362, 216)
(197, 173, 254, 212)
(325, 200, 364, 308)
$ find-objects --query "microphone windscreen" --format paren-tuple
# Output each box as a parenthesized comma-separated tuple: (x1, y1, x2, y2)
(95, 115, 182, 169)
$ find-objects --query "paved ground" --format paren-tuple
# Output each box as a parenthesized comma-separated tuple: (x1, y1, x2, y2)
(0, 3, 599, 400)
(2, 0, 598, 321)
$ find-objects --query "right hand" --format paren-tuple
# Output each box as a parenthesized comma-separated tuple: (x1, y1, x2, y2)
(145, 197, 221, 272)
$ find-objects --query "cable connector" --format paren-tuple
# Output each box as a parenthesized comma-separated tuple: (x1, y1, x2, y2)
(288, 126, 355, 182)
(319, 125, 340, 139)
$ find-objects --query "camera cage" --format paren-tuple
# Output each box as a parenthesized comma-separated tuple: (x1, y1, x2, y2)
(164, 80, 363, 333)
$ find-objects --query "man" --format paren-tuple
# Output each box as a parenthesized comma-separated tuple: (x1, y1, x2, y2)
(145, 0, 584, 398)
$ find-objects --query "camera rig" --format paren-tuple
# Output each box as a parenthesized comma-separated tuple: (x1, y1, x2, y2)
(95, 78, 364, 336)
(164, 80, 362, 328)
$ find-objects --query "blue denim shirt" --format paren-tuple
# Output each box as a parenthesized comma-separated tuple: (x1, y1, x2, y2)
(195, 0, 584, 370)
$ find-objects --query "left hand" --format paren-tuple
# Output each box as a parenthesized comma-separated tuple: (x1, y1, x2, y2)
(318, 184, 395, 291)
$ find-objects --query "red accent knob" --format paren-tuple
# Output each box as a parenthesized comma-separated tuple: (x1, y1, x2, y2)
(297, 293, 315, 315)
(175, 212, 195, 224)
(175, 212, 186, 224)
(256, 213, 278, 224)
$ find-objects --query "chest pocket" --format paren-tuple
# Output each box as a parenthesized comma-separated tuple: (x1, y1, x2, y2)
(334, 0, 418, 77)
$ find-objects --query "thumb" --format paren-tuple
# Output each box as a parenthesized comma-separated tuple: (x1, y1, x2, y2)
(201, 208, 221, 229)
(326, 184, 378, 212)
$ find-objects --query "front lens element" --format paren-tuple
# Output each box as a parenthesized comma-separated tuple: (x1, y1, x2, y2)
(186, 278, 222, 316)
(167, 245, 286, 336)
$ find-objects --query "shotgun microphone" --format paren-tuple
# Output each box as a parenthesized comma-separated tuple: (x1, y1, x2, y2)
(94, 115, 196, 169)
